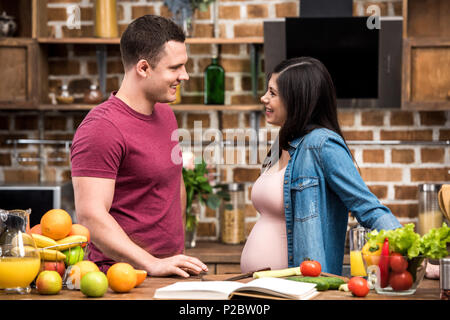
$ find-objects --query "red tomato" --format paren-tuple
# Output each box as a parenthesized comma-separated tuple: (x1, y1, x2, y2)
(300, 260, 321, 277)
(389, 252, 408, 273)
(348, 277, 370, 297)
(389, 270, 413, 291)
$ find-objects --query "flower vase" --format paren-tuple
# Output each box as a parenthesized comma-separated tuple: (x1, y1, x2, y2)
(185, 225, 197, 249)
(185, 201, 200, 248)
(182, 16, 194, 37)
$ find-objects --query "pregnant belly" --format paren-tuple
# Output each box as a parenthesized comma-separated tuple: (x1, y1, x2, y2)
(240, 216, 288, 273)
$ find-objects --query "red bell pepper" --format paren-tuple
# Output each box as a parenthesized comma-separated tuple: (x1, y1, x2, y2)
(379, 238, 390, 288)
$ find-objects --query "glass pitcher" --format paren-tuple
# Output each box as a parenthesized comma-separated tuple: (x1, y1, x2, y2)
(0, 209, 41, 294)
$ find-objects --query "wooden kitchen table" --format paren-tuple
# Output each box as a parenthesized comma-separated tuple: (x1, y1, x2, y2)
(0, 275, 441, 300)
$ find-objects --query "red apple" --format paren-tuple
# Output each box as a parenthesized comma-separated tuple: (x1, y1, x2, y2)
(43, 261, 66, 278)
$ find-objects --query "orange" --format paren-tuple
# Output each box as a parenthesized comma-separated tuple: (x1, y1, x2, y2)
(66, 260, 101, 290)
(29, 224, 42, 235)
(107, 263, 137, 293)
(135, 269, 147, 287)
(74, 260, 100, 279)
(40, 209, 72, 240)
(69, 224, 90, 247)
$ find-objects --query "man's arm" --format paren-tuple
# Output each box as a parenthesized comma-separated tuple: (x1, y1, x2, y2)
(72, 176, 207, 277)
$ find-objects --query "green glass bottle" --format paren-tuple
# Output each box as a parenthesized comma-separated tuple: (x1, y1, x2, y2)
(204, 56, 225, 105)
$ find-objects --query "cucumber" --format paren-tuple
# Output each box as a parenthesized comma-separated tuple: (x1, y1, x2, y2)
(286, 276, 330, 291)
(320, 277, 346, 290)
(286, 276, 346, 291)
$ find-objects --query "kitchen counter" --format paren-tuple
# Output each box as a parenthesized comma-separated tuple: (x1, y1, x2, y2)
(0, 242, 440, 301)
(0, 276, 440, 300)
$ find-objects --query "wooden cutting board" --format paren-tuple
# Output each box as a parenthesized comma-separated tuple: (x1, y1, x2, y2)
(202, 271, 349, 282)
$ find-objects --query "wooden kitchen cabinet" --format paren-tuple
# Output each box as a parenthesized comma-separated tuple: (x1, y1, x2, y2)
(0, 38, 39, 108)
(0, 0, 47, 109)
(402, 0, 450, 110)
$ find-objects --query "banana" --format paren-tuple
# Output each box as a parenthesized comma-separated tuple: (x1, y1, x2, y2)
(11, 232, 34, 247)
(10, 245, 38, 257)
(54, 235, 87, 251)
(31, 233, 58, 248)
(39, 248, 66, 261)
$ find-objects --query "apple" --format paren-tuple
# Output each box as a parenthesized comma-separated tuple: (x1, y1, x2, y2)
(43, 261, 66, 278)
(36, 271, 62, 295)
(62, 245, 84, 266)
(80, 271, 109, 297)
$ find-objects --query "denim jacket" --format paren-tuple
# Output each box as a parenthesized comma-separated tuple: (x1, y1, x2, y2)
(282, 128, 402, 275)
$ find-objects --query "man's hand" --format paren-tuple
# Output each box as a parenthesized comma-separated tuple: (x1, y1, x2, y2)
(147, 254, 208, 278)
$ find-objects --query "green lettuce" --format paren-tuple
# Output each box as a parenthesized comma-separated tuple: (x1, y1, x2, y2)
(366, 223, 421, 259)
(419, 222, 450, 259)
(366, 223, 450, 259)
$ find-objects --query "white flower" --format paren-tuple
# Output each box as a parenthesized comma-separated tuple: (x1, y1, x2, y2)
(182, 151, 195, 170)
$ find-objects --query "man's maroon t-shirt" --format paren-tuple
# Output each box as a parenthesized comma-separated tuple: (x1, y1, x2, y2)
(70, 93, 184, 271)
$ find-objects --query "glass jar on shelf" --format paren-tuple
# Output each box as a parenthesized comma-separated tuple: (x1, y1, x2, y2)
(220, 183, 245, 245)
(169, 84, 181, 105)
(94, 0, 119, 38)
(418, 184, 443, 236)
(83, 84, 103, 104)
(56, 85, 74, 104)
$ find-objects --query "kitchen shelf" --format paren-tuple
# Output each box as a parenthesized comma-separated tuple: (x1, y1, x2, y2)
(37, 37, 264, 45)
(406, 37, 450, 46)
(38, 104, 95, 111)
(37, 36, 264, 101)
(0, 103, 263, 112)
(170, 104, 262, 112)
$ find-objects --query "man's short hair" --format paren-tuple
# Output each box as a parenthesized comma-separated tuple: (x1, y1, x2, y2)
(120, 15, 186, 70)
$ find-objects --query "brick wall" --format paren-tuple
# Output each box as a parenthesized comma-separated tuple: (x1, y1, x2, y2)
(1, 0, 449, 241)
(191, 109, 450, 239)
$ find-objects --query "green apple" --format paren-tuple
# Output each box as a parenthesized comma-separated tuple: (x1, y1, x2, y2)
(62, 245, 84, 266)
(80, 271, 108, 298)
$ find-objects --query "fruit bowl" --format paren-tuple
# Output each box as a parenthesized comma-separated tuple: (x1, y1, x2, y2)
(37, 241, 89, 284)
(363, 253, 428, 296)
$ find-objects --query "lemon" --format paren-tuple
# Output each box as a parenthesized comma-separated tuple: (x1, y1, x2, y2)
(80, 271, 108, 298)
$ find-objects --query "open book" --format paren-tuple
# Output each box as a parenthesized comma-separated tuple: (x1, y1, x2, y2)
(153, 277, 319, 300)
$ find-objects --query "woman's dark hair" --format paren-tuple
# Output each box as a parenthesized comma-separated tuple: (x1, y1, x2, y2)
(120, 15, 185, 70)
(271, 57, 346, 151)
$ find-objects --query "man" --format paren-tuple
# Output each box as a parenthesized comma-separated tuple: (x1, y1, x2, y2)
(70, 15, 208, 277)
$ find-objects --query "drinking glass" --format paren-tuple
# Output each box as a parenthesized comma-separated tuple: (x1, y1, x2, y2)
(349, 225, 368, 277)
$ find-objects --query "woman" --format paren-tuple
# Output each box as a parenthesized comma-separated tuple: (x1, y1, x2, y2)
(240, 57, 402, 275)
